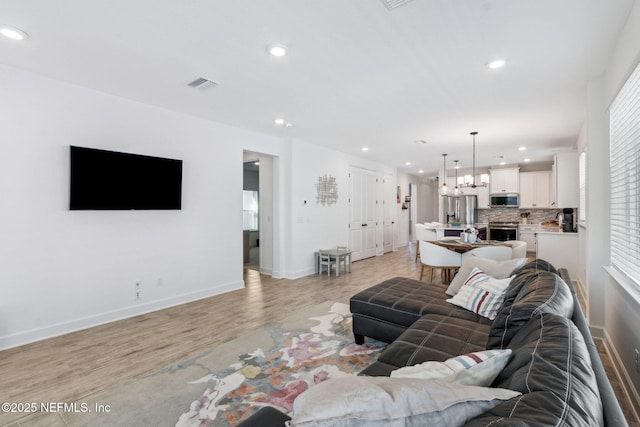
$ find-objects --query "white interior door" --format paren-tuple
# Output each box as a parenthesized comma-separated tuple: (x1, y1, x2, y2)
(349, 167, 377, 261)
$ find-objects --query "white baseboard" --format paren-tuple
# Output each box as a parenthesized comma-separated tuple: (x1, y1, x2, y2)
(602, 329, 640, 422)
(0, 280, 243, 351)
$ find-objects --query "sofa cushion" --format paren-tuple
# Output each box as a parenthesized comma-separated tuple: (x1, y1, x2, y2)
(465, 313, 603, 426)
(350, 277, 492, 329)
(371, 314, 491, 372)
(486, 267, 573, 349)
(515, 258, 558, 275)
(290, 377, 520, 427)
(446, 256, 526, 296)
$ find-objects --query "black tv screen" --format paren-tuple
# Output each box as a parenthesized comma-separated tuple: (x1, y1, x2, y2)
(70, 146, 183, 210)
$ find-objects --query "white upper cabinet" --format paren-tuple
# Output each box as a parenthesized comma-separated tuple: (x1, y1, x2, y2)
(490, 168, 520, 193)
(476, 184, 490, 209)
(519, 171, 551, 208)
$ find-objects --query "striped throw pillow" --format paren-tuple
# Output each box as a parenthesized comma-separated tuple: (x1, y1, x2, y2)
(446, 268, 514, 320)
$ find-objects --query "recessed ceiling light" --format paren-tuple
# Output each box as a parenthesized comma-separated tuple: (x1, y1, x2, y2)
(284, 122, 293, 128)
(518, 146, 527, 151)
(487, 59, 506, 69)
(0, 25, 28, 41)
(524, 158, 531, 163)
(267, 44, 288, 57)
(274, 118, 285, 125)
(499, 161, 506, 166)
(418, 169, 424, 174)
(405, 162, 411, 166)
(414, 139, 428, 145)
(361, 147, 369, 152)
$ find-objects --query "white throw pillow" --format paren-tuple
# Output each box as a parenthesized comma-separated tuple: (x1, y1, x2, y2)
(446, 256, 526, 296)
(447, 268, 514, 320)
(391, 349, 512, 387)
(289, 377, 520, 427)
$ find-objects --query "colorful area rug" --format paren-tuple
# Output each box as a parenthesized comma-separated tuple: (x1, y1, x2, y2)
(175, 301, 386, 426)
(61, 301, 385, 427)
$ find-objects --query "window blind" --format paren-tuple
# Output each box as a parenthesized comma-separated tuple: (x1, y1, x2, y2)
(609, 61, 640, 287)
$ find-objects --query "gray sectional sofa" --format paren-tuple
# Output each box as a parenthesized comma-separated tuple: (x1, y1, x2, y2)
(239, 259, 627, 426)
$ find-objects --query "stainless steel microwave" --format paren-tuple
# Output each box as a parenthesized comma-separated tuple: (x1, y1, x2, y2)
(490, 193, 519, 208)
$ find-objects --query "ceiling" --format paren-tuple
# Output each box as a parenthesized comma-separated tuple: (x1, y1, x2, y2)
(0, 0, 634, 177)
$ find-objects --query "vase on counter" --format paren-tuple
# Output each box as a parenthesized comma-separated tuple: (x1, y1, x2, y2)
(467, 234, 477, 243)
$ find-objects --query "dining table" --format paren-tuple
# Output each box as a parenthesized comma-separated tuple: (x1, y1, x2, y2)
(430, 238, 511, 254)
(314, 248, 353, 276)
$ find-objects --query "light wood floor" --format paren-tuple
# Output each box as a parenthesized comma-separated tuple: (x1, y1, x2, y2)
(0, 246, 636, 426)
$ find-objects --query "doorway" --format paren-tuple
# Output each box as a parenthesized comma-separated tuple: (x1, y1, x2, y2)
(243, 151, 277, 277)
(243, 158, 260, 270)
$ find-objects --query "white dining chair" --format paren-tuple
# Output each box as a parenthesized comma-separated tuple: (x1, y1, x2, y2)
(501, 240, 528, 259)
(415, 225, 437, 262)
(461, 246, 512, 263)
(419, 240, 462, 283)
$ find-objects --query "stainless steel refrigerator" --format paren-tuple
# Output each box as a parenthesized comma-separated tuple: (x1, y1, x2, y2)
(442, 195, 477, 225)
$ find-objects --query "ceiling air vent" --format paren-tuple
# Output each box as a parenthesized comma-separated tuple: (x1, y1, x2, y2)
(187, 77, 218, 90)
(380, 0, 416, 10)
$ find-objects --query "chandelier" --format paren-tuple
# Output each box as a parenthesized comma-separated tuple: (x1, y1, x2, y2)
(460, 131, 488, 189)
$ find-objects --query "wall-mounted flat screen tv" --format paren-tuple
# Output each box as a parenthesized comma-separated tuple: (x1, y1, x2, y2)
(70, 146, 183, 210)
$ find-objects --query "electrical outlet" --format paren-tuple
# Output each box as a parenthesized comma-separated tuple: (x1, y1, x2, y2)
(134, 282, 141, 300)
(635, 349, 639, 374)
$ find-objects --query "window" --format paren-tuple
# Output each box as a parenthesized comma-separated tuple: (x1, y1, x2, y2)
(243, 190, 259, 231)
(609, 61, 640, 287)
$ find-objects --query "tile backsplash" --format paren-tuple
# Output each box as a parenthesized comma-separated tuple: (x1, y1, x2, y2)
(477, 208, 573, 224)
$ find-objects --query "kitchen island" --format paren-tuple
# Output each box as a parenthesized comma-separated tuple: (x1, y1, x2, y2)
(421, 223, 488, 240)
(536, 230, 579, 279)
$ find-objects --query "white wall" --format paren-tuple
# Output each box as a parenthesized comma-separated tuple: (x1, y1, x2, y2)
(581, 0, 640, 413)
(0, 64, 395, 348)
(286, 139, 395, 277)
(416, 178, 439, 223)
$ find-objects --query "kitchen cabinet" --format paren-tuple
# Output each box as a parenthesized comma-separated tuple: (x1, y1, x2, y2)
(518, 224, 538, 253)
(553, 153, 579, 208)
(519, 171, 551, 208)
(490, 168, 519, 194)
(477, 185, 490, 209)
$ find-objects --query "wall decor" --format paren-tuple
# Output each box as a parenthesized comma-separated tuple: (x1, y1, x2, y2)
(316, 174, 338, 206)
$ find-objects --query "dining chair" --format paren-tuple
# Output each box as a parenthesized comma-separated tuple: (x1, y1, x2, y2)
(414, 225, 437, 262)
(318, 250, 335, 276)
(461, 245, 512, 263)
(419, 240, 462, 283)
(501, 240, 528, 259)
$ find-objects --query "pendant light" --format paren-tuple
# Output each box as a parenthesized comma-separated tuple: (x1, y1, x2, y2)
(453, 160, 462, 196)
(439, 154, 450, 196)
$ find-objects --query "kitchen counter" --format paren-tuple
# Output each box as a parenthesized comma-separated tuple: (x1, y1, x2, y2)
(421, 223, 488, 240)
(422, 222, 488, 230)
